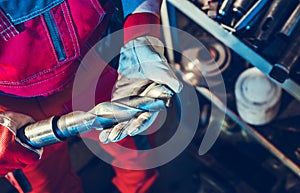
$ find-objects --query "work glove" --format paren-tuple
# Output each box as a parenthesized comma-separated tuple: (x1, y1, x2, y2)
(99, 36, 182, 144)
(0, 112, 42, 176)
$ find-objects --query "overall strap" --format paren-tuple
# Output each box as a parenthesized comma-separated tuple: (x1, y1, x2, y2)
(0, 0, 64, 41)
(0, 9, 19, 41)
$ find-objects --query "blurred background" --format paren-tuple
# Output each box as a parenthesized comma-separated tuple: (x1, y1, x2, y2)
(1, 0, 300, 192)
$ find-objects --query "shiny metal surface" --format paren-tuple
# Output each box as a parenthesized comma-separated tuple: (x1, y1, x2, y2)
(218, 0, 234, 16)
(254, 0, 297, 43)
(234, 0, 270, 31)
(23, 116, 61, 148)
(232, 0, 257, 16)
(22, 92, 166, 148)
(279, 4, 300, 37)
(270, 22, 300, 83)
(181, 38, 231, 87)
(57, 101, 147, 138)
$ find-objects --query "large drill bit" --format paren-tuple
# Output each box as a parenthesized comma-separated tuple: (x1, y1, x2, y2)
(17, 95, 165, 148)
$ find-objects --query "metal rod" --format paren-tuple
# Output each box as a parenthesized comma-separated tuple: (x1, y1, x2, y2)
(253, 0, 297, 44)
(279, 3, 300, 37)
(234, 0, 270, 31)
(219, 0, 234, 16)
(270, 23, 300, 83)
(17, 96, 164, 148)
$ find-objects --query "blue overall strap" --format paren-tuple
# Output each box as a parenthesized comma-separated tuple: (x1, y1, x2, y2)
(0, 8, 19, 41)
(0, 0, 64, 41)
(0, 0, 64, 25)
(121, 0, 161, 18)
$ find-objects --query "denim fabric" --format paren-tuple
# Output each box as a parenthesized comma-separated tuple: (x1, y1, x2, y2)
(0, 0, 64, 24)
(121, 0, 161, 18)
(43, 10, 66, 61)
(121, 0, 145, 17)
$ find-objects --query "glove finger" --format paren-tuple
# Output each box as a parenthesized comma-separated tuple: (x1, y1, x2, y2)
(99, 111, 158, 143)
(113, 84, 173, 112)
(112, 79, 153, 101)
(99, 129, 112, 144)
(140, 84, 174, 107)
(106, 121, 130, 143)
(125, 111, 159, 136)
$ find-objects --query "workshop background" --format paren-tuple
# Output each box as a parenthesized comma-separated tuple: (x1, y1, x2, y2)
(1, 0, 300, 192)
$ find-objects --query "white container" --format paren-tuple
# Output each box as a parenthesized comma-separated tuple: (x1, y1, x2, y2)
(235, 68, 282, 125)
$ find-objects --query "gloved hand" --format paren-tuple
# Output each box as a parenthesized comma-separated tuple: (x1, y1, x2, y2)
(99, 36, 182, 144)
(0, 111, 42, 176)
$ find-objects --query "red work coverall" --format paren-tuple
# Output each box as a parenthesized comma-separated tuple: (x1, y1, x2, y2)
(0, 0, 160, 192)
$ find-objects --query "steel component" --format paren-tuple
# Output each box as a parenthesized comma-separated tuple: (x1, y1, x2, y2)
(232, 0, 257, 16)
(253, 0, 297, 45)
(229, 0, 257, 26)
(17, 95, 166, 148)
(218, 0, 234, 16)
(270, 23, 300, 83)
(234, 0, 270, 31)
(56, 99, 155, 138)
(17, 116, 62, 148)
(181, 38, 231, 87)
(279, 4, 300, 37)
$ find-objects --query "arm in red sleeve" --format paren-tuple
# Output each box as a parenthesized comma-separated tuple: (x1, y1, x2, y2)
(121, 0, 163, 43)
(123, 12, 161, 43)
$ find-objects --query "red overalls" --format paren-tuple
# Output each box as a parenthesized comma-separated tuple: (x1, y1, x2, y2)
(0, 0, 158, 192)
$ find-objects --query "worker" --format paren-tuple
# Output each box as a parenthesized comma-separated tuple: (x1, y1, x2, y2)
(0, 0, 182, 192)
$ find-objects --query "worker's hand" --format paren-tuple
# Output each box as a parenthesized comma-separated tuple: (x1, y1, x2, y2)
(99, 36, 182, 144)
(0, 112, 42, 176)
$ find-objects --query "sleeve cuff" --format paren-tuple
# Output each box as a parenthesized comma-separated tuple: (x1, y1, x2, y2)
(124, 13, 161, 44)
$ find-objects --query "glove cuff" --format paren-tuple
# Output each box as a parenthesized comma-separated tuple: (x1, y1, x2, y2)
(124, 13, 161, 44)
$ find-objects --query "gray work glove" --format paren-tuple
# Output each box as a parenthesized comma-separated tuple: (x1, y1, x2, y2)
(0, 112, 42, 176)
(0, 111, 43, 156)
(99, 36, 182, 144)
